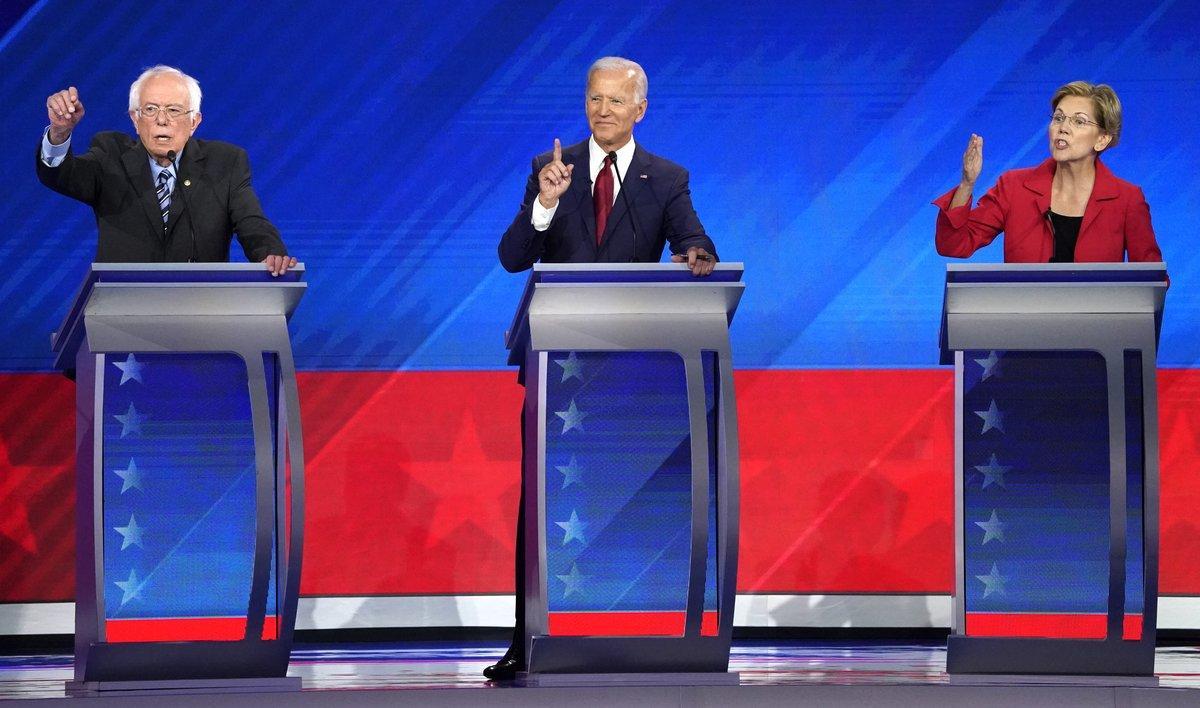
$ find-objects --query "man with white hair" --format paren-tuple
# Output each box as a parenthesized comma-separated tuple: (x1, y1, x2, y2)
(37, 65, 295, 274)
(488, 56, 719, 682)
(498, 56, 717, 276)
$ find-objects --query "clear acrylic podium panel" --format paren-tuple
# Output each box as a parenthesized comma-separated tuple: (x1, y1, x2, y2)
(541, 350, 720, 636)
(98, 351, 282, 642)
(958, 349, 1145, 640)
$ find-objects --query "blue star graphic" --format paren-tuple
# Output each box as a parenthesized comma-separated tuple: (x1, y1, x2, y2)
(556, 563, 588, 598)
(554, 399, 588, 434)
(556, 455, 584, 489)
(974, 453, 1011, 489)
(555, 352, 584, 383)
(976, 562, 1006, 598)
(114, 403, 147, 438)
(974, 399, 1004, 434)
(114, 569, 145, 605)
(114, 514, 145, 550)
(113, 353, 145, 385)
(114, 459, 143, 493)
(973, 351, 1002, 381)
(554, 509, 588, 545)
(975, 510, 1007, 545)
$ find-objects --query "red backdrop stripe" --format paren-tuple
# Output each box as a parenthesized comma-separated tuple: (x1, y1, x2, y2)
(1, 369, 1197, 603)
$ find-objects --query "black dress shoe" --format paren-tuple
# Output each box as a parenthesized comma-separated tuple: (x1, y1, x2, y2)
(483, 654, 524, 681)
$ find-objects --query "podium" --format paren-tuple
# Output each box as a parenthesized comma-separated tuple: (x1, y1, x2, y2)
(505, 263, 744, 676)
(939, 262, 1168, 675)
(52, 264, 307, 691)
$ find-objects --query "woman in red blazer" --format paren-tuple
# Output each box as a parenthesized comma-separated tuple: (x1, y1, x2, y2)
(933, 81, 1163, 264)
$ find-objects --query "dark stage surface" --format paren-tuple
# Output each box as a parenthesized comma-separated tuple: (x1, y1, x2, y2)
(3, 640, 1200, 705)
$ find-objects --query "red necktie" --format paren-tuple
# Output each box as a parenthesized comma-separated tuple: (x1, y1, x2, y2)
(593, 154, 614, 245)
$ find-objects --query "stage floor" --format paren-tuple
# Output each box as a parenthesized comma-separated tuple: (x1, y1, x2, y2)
(3, 640, 1199, 705)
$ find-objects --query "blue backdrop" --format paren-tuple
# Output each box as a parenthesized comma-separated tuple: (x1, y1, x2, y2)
(2, 0, 1196, 372)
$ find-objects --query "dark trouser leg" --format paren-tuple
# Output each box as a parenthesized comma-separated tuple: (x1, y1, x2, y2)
(511, 400, 527, 663)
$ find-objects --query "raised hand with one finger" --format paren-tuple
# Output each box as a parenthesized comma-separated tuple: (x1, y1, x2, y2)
(537, 138, 574, 209)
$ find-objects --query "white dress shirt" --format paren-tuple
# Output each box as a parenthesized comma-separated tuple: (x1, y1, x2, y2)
(531, 136, 637, 231)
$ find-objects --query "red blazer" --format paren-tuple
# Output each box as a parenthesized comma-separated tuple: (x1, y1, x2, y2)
(933, 158, 1163, 263)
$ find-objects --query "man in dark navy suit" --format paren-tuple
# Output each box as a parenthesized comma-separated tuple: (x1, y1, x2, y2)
(489, 57, 718, 682)
(498, 56, 717, 275)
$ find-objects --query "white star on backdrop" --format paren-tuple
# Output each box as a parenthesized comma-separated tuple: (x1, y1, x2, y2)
(556, 563, 588, 598)
(555, 509, 588, 545)
(975, 510, 1007, 545)
(113, 353, 145, 385)
(974, 453, 1011, 489)
(555, 399, 588, 434)
(974, 399, 1004, 434)
(114, 403, 147, 438)
(556, 455, 583, 489)
(114, 459, 143, 493)
(114, 569, 145, 605)
(114, 514, 145, 550)
(976, 563, 1006, 598)
(973, 351, 1002, 381)
(555, 352, 584, 383)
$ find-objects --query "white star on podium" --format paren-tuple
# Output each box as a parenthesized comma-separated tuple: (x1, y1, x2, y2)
(975, 510, 1007, 545)
(973, 351, 1002, 381)
(113, 353, 145, 385)
(974, 400, 1004, 434)
(976, 563, 1006, 598)
(557, 563, 588, 598)
(114, 459, 143, 493)
(114, 514, 145, 550)
(114, 569, 145, 605)
(974, 454, 1011, 489)
(555, 509, 588, 545)
(114, 403, 147, 438)
(556, 455, 584, 489)
(555, 352, 584, 383)
(555, 399, 588, 434)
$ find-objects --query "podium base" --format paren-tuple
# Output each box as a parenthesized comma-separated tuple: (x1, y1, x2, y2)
(521, 671, 739, 687)
(66, 676, 300, 696)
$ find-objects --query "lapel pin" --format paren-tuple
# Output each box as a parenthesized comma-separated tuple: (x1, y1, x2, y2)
(183, 179, 191, 187)
(640, 174, 648, 179)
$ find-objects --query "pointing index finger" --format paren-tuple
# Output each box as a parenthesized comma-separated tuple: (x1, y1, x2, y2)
(68, 86, 78, 102)
(553, 138, 562, 163)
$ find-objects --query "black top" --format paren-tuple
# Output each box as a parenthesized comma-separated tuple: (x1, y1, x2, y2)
(1048, 210, 1083, 263)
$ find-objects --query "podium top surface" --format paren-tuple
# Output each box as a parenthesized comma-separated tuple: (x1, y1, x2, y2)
(939, 262, 1168, 364)
(945, 262, 1168, 284)
(52, 263, 307, 370)
(504, 263, 745, 362)
(942, 262, 1168, 314)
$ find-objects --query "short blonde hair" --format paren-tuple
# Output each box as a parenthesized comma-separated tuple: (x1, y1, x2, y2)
(1051, 81, 1122, 149)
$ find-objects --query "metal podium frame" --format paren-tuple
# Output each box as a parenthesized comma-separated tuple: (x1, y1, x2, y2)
(51, 263, 307, 690)
(505, 263, 745, 675)
(940, 262, 1168, 675)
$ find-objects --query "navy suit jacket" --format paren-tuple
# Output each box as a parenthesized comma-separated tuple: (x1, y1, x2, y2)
(36, 131, 286, 263)
(498, 139, 716, 271)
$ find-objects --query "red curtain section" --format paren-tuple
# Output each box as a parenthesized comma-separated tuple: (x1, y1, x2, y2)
(1, 369, 1198, 604)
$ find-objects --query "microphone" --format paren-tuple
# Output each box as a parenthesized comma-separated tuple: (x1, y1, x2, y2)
(167, 150, 198, 262)
(607, 151, 643, 263)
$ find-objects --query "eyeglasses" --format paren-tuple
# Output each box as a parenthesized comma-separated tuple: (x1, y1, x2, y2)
(138, 104, 194, 121)
(1050, 112, 1099, 129)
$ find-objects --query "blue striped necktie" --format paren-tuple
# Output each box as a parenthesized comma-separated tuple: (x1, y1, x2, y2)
(156, 170, 172, 227)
